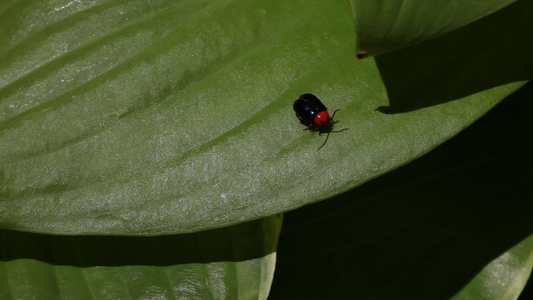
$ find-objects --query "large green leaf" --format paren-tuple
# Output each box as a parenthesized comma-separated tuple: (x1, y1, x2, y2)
(0, 0, 529, 235)
(348, 0, 518, 56)
(0, 215, 282, 300)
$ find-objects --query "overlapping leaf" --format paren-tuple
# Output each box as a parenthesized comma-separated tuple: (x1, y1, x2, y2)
(0, 215, 282, 299)
(348, 0, 518, 56)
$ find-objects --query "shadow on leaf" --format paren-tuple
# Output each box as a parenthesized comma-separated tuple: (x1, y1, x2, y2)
(0, 215, 281, 267)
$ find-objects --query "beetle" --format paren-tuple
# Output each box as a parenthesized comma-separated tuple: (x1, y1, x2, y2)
(293, 93, 339, 133)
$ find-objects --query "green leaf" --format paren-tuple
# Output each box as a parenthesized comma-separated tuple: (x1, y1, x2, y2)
(452, 235, 533, 300)
(348, 0, 518, 56)
(0, 215, 282, 300)
(0, 0, 530, 235)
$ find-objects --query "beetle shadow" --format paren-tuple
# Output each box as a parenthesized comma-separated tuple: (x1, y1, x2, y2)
(373, 0, 532, 114)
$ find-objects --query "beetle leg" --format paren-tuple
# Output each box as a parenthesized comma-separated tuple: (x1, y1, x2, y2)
(317, 132, 331, 150)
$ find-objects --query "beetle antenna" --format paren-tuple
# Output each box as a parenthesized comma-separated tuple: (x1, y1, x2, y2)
(331, 109, 340, 123)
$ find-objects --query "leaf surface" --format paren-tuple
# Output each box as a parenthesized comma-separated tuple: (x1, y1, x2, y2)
(0, 0, 529, 235)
